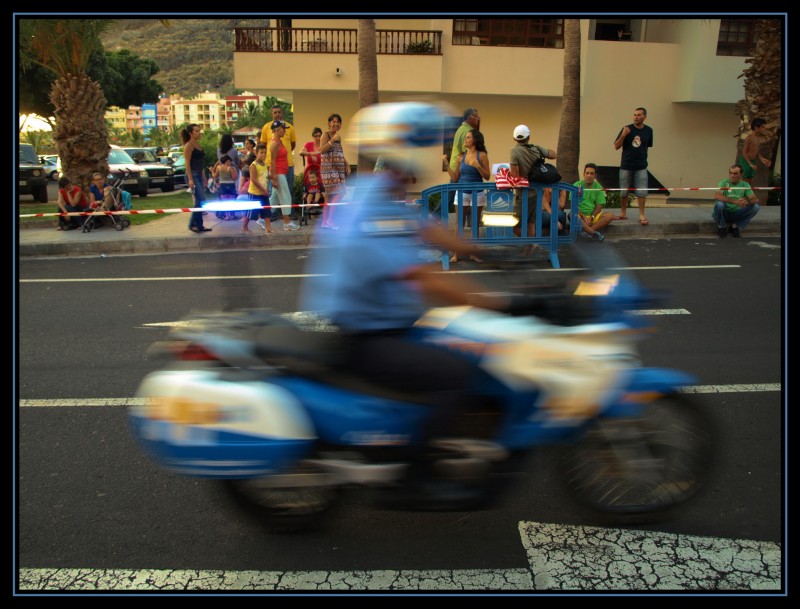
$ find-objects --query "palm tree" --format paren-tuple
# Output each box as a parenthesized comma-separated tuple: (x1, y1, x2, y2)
(734, 18, 781, 204)
(21, 130, 54, 155)
(357, 19, 379, 172)
(19, 19, 113, 189)
(556, 19, 581, 184)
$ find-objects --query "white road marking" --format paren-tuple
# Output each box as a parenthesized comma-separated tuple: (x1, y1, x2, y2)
(17, 264, 742, 284)
(628, 308, 690, 315)
(20, 274, 322, 283)
(17, 383, 781, 409)
(518, 522, 782, 591)
(17, 567, 534, 591)
(18, 521, 782, 591)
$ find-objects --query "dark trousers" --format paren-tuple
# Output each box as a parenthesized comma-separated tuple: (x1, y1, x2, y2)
(344, 331, 492, 456)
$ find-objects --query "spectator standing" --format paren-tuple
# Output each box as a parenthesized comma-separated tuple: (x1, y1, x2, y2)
(443, 128, 490, 262)
(446, 108, 480, 212)
(269, 120, 300, 231)
(713, 164, 760, 238)
(613, 107, 654, 225)
(261, 105, 297, 224)
(508, 124, 564, 238)
(182, 123, 211, 233)
(245, 143, 271, 234)
(739, 118, 772, 204)
(217, 133, 240, 168)
(215, 155, 239, 221)
(241, 138, 257, 168)
(572, 163, 613, 242)
(319, 113, 351, 230)
(299, 127, 323, 186)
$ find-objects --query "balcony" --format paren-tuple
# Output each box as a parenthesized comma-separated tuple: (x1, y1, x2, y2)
(234, 27, 443, 55)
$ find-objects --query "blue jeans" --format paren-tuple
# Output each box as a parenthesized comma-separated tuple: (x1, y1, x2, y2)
(188, 170, 206, 229)
(541, 210, 568, 233)
(619, 168, 649, 199)
(712, 200, 760, 230)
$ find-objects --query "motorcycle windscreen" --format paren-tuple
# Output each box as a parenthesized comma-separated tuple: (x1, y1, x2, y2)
(129, 370, 316, 478)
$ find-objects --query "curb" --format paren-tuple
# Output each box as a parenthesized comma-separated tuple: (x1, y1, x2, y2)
(18, 223, 781, 259)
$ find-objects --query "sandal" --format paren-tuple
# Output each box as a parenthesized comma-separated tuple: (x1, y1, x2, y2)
(639, 217, 649, 225)
(614, 215, 628, 220)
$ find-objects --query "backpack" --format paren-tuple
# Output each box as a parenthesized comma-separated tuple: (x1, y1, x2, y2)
(529, 159, 562, 184)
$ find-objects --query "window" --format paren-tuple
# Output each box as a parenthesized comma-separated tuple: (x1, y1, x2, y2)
(453, 19, 564, 49)
(717, 19, 756, 56)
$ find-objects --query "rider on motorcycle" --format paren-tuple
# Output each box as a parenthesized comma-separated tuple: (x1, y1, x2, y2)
(301, 102, 511, 507)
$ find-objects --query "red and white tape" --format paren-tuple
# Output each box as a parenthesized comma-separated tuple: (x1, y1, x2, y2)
(18, 185, 781, 219)
(18, 202, 345, 219)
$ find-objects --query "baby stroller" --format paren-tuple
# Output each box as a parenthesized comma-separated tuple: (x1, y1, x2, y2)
(83, 174, 132, 233)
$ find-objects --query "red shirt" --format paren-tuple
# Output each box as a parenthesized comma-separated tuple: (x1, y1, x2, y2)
(59, 186, 89, 209)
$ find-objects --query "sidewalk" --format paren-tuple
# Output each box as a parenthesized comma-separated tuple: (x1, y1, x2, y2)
(17, 200, 782, 259)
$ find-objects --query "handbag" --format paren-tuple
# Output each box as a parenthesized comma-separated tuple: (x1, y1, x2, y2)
(528, 159, 561, 184)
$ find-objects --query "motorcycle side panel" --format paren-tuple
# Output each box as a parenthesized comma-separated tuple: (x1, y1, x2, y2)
(271, 377, 429, 447)
(130, 370, 316, 478)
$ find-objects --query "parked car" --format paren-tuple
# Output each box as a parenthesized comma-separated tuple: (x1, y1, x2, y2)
(169, 155, 187, 187)
(122, 146, 175, 192)
(18, 143, 49, 202)
(41, 157, 60, 181)
(108, 145, 150, 198)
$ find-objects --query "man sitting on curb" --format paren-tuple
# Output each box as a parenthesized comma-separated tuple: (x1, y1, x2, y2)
(713, 164, 760, 238)
(572, 163, 614, 242)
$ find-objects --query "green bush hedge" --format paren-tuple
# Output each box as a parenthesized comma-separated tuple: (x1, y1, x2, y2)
(767, 172, 782, 206)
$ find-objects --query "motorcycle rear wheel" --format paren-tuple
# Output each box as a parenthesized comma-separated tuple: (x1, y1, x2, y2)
(559, 393, 714, 522)
(222, 461, 340, 532)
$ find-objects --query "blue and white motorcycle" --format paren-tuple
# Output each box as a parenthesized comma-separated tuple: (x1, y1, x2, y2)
(129, 244, 714, 529)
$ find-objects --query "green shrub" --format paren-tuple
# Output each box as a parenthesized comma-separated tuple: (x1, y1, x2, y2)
(405, 40, 434, 54)
(767, 172, 782, 206)
(293, 173, 304, 204)
(604, 190, 622, 209)
(427, 192, 442, 212)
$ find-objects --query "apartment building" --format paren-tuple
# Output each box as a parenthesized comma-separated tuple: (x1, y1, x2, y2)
(233, 17, 782, 201)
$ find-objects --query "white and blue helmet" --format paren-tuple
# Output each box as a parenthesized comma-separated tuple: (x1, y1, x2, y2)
(351, 102, 458, 174)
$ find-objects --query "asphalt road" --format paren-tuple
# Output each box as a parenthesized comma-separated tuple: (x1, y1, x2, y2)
(16, 239, 785, 592)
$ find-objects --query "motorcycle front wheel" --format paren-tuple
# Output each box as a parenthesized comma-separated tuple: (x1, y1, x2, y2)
(559, 393, 715, 523)
(222, 460, 340, 532)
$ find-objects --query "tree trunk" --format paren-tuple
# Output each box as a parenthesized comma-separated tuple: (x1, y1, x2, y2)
(556, 19, 581, 184)
(50, 72, 110, 190)
(357, 19, 379, 173)
(734, 18, 781, 205)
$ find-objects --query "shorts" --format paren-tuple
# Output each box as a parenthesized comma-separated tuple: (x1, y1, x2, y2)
(249, 193, 269, 220)
(454, 189, 487, 208)
(513, 189, 538, 222)
(619, 168, 649, 199)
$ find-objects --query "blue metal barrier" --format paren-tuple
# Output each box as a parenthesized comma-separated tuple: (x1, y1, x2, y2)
(418, 182, 581, 269)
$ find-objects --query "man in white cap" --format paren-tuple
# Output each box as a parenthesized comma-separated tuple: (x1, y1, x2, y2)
(508, 124, 564, 241)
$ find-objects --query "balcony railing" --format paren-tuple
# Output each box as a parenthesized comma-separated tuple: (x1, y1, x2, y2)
(234, 27, 443, 55)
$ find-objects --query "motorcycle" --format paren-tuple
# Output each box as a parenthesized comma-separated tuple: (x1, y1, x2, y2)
(129, 243, 715, 530)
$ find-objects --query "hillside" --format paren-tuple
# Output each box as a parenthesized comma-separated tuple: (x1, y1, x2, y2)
(100, 18, 271, 98)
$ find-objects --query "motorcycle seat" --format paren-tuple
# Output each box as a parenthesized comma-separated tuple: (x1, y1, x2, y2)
(253, 324, 347, 371)
(252, 325, 447, 404)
